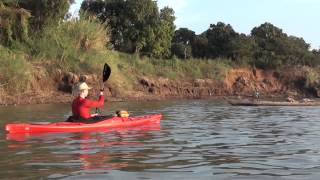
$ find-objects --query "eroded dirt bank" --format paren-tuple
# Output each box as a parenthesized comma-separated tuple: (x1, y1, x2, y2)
(1, 66, 319, 106)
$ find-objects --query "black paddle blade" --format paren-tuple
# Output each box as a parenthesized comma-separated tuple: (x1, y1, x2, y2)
(103, 63, 111, 82)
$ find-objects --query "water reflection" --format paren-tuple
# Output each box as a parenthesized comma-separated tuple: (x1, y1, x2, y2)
(4, 124, 161, 177)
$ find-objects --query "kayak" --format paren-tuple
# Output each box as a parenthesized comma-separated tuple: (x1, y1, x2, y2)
(5, 114, 162, 134)
(228, 99, 320, 106)
(6, 122, 161, 142)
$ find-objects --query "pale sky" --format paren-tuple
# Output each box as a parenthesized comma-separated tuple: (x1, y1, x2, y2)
(69, 0, 320, 49)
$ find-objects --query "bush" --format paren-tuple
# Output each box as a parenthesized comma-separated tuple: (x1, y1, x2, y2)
(0, 3, 31, 46)
(305, 68, 320, 87)
(31, 18, 109, 72)
(0, 45, 33, 93)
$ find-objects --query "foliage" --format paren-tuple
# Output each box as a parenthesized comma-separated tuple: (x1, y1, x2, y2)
(81, 0, 175, 58)
(17, 0, 73, 31)
(171, 43, 192, 59)
(250, 22, 317, 68)
(191, 34, 209, 58)
(231, 34, 256, 65)
(31, 18, 109, 72)
(171, 28, 195, 59)
(149, 7, 176, 58)
(205, 22, 239, 59)
(305, 67, 320, 87)
(0, 45, 33, 93)
(0, 3, 31, 46)
(2, 0, 320, 98)
(115, 54, 231, 81)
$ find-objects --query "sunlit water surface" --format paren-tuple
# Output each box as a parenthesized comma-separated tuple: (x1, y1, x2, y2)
(1, 100, 320, 180)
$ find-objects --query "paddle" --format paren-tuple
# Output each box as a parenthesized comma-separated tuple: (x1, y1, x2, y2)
(96, 63, 111, 114)
(102, 63, 111, 87)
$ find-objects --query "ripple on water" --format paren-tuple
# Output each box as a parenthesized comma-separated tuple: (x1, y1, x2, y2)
(2, 101, 320, 179)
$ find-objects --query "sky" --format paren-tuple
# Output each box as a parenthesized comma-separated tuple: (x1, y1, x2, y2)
(69, 0, 320, 49)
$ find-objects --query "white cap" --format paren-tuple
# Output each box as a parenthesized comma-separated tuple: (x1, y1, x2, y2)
(78, 82, 91, 91)
(72, 82, 91, 96)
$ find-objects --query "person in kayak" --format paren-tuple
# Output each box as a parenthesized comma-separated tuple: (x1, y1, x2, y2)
(67, 82, 105, 123)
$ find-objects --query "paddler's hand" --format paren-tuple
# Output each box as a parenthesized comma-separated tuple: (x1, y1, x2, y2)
(91, 113, 99, 117)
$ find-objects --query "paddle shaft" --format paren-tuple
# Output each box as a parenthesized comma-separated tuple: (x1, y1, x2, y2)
(96, 63, 111, 114)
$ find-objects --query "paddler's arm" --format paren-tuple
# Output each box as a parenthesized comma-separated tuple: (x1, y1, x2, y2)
(84, 91, 105, 108)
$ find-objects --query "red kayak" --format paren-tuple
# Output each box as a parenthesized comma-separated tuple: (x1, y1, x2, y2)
(5, 114, 162, 134)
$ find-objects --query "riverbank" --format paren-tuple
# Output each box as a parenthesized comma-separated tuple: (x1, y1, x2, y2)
(1, 66, 318, 106)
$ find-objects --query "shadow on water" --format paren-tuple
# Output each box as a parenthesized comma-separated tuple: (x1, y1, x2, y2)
(1, 100, 320, 179)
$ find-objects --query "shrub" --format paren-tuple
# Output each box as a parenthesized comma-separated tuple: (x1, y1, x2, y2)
(0, 45, 33, 93)
(0, 3, 31, 46)
(305, 68, 320, 87)
(31, 18, 109, 72)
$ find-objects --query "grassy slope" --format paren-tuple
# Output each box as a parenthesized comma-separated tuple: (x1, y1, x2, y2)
(1, 18, 319, 103)
(0, 18, 232, 100)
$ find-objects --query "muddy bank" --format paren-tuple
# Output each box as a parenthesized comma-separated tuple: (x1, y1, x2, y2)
(137, 66, 319, 99)
(1, 67, 319, 106)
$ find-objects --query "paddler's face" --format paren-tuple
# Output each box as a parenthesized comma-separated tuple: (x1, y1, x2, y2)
(80, 89, 89, 97)
(83, 89, 89, 97)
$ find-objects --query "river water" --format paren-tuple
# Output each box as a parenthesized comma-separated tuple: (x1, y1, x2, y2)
(1, 100, 320, 180)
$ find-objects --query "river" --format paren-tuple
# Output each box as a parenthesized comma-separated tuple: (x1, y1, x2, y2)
(1, 100, 320, 180)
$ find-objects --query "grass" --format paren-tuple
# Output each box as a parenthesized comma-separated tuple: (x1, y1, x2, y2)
(0, 45, 33, 94)
(0, 17, 239, 97)
(305, 67, 320, 87)
(114, 55, 232, 82)
(30, 18, 109, 73)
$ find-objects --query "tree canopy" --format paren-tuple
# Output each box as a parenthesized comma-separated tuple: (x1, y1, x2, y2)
(81, 0, 175, 58)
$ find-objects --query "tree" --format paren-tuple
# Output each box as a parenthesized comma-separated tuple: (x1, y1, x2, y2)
(172, 28, 195, 45)
(0, 2, 31, 46)
(231, 34, 256, 64)
(171, 28, 195, 59)
(18, 0, 73, 31)
(81, 0, 175, 58)
(171, 42, 192, 59)
(125, 0, 160, 53)
(251, 22, 312, 68)
(81, 0, 127, 50)
(191, 33, 208, 58)
(82, 0, 160, 53)
(205, 22, 239, 59)
(251, 23, 286, 68)
(149, 7, 176, 58)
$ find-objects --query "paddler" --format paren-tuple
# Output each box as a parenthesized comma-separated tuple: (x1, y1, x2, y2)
(67, 82, 105, 122)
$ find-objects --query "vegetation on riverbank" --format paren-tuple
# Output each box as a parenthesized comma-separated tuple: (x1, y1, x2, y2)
(1, 0, 320, 105)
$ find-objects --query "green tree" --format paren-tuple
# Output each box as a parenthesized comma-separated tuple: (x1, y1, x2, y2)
(192, 33, 208, 58)
(172, 28, 195, 45)
(171, 42, 192, 59)
(282, 36, 311, 65)
(81, 0, 127, 50)
(0, 2, 31, 46)
(125, 0, 160, 53)
(149, 7, 176, 58)
(205, 22, 239, 59)
(18, 0, 73, 31)
(81, 0, 175, 58)
(231, 34, 256, 64)
(251, 22, 313, 68)
(251, 22, 287, 68)
(171, 28, 195, 59)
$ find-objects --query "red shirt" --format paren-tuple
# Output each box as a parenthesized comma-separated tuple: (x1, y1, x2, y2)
(72, 95, 104, 119)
